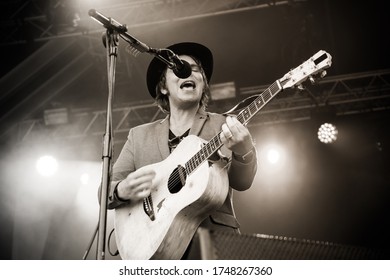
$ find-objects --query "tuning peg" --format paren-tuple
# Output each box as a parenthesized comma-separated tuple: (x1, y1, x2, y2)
(309, 76, 316, 84)
(297, 84, 305, 90)
(320, 70, 327, 78)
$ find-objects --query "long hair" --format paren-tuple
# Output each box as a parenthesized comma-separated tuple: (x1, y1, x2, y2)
(154, 56, 210, 114)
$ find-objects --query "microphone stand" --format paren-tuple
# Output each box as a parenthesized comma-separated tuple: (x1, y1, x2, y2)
(96, 27, 118, 260)
(87, 9, 183, 260)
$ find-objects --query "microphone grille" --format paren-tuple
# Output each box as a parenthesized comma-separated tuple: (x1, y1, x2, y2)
(174, 60, 192, 79)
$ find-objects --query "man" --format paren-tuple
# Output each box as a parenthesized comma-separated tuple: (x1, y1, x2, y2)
(107, 42, 257, 259)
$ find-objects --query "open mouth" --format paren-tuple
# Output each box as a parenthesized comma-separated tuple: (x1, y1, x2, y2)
(180, 80, 196, 90)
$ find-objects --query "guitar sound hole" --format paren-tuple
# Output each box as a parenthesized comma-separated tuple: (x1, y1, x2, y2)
(168, 165, 187, 194)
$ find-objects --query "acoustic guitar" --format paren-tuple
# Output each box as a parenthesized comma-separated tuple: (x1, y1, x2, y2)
(114, 50, 332, 259)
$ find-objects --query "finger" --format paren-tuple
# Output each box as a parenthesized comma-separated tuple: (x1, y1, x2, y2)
(219, 131, 228, 144)
(226, 116, 242, 135)
(233, 116, 246, 130)
(219, 131, 225, 141)
(129, 175, 154, 191)
(221, 123, 233, 139)
(133, 168, 156, 179)
(230, 117, 252, 142)
(127, 168, 155, 183)
(134, 188, 151, 199)
(129, 182, 154, 200)
(116, 179, 150, 201)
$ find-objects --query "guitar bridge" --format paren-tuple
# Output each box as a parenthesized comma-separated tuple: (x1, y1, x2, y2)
(143, 195, 155, 221)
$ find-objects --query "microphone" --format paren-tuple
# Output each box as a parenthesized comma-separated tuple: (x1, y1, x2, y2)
(88, 9, 192, 78)
(168, 53, 192, 79)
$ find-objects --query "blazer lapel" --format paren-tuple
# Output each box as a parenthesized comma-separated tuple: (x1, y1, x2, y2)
(156, 109, 208, 159)
(189, 109, 208, 136)
(156, 116, 170, 159)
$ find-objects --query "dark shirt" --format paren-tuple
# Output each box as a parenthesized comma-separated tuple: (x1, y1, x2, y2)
(168, 129, 190, 152)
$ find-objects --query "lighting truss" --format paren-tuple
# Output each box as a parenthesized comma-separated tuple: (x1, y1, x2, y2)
(10, 68, 390, 149)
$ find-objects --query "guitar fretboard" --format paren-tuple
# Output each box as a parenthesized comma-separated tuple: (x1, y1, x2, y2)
(184, 80, 283, 175)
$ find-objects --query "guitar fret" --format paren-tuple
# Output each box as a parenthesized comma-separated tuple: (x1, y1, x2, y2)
(185, 159, 191, 173)
(242, 108, 250, 124)
(198, 152, 203, 162)
(192, 159, 196, 172)
(191, 158, 196, 172)
(264, 89, 271, 101)
(199, 149, 205, 161)
(194, 154, 200, 166)
(206, 143, 212, 157)
(270, 82, 279, 95)
(256, 98, 263, 108)
(237, 114, 244, 124)
(201, 149, 205, 160)
(214, 136, 222, 147)
(249, 103, 257, 114)
(261, 93, 266, 104)
(190, 158, 195, 173)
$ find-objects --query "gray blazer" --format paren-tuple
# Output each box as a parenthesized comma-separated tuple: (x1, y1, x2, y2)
(107, 108, 257, 231)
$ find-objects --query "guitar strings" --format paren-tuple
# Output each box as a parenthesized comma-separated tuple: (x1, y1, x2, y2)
(165, 134, 222, 192)
(165, 82, 280, 192)
(164, 67, 326, 192)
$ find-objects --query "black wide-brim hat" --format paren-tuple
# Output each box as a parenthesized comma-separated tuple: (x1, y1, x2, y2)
(146, 42, 213, 98)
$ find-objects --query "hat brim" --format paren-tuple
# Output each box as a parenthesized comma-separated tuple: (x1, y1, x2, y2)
(146, 42, 213, 98)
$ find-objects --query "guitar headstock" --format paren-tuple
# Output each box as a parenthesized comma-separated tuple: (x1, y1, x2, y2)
(279, 50, 332, 90)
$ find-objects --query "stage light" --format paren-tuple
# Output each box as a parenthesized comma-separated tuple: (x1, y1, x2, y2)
(267, 148, 281, 164)
(262, 144, 284, 168)
(36, 155, 58, 177)
(317, 123, 338, 144)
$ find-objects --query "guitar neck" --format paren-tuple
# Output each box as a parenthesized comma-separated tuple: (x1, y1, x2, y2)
(185, 80, 283, 174)
(235, 80, 283, 126)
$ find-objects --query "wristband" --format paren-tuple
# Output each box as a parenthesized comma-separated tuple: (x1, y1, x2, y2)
(113, 183, 130, 203)
(233, 147, 255, 163)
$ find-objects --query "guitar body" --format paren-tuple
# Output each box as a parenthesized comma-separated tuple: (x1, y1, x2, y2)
(114, 135, 229, 260)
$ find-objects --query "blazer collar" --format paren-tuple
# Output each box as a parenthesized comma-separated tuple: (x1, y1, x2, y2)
(156, 116, 170, 159)
(189, 108, 208, 136)
(156, 108, 209, 159)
